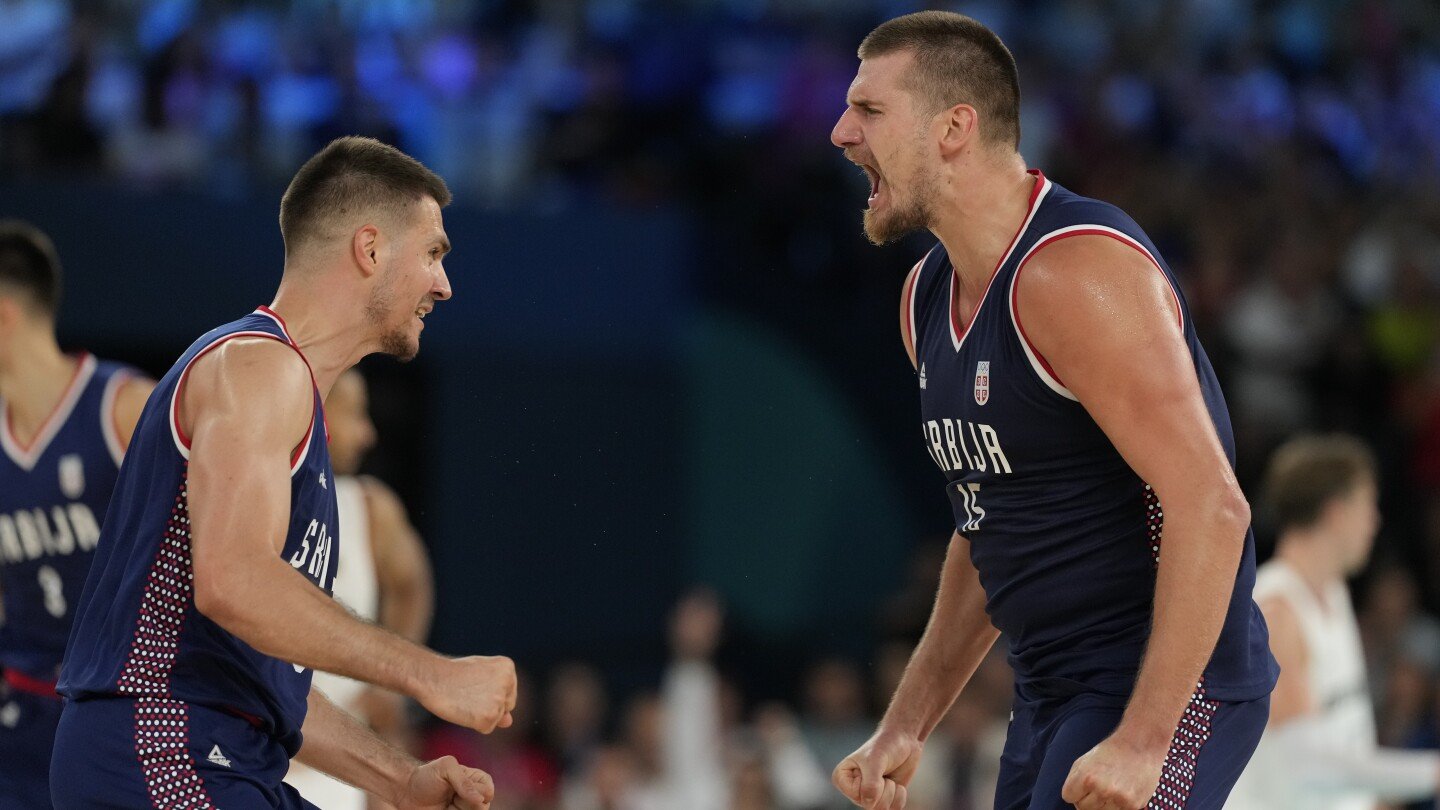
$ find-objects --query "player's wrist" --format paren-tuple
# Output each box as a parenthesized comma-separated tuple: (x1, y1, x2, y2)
(384, 755, 426, 807)
(398, 648, 450, 700)
(876, 713, 928, 744)
(1109, 716, 1175, 757)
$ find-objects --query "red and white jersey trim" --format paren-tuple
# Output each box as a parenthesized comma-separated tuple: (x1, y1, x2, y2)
(255, 305, 296, 344)
(903, 246, 937, 356)
(167, 330, 316, 477)
(948, 173, 1053, 351)
(0, 353, 97, 471)
(1008, 223, 1183, 402)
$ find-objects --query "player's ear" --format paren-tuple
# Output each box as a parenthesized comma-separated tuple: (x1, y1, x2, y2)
(937, 103, 978, 158)
(0, 296, 23, 337)
(351, 224, 381, 277)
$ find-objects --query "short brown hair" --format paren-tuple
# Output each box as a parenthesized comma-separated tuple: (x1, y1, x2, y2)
(0, 220, 62, 316)
(279, 136, 451, 255)
(1264, 435, 1377, 530)
(859, 11, 1021, 148)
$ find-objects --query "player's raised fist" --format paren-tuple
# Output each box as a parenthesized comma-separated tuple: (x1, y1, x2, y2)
(832, 729, 923, 810)
(416, 655, 518, 734)
(398, 755, 494, 809)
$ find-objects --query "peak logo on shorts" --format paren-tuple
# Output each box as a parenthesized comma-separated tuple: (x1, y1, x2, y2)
(974, 361, 991, 406)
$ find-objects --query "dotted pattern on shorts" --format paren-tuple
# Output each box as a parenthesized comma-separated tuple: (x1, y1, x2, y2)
(133, 697, 215, 809)
(1144, 483, 1163, 565)
(114, 469, 214, 807)
(1146, 682, 1219, 810)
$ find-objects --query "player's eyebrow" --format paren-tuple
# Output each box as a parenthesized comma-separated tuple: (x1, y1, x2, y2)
(848, 97, 883, 111)
(434, 236, 451, 255)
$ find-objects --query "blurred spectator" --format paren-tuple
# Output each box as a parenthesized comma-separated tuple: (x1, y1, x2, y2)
(800, 657, 871, 810)
(546, 662, 609, 779)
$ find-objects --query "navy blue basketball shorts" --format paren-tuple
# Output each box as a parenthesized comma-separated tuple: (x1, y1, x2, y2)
(994, 684, 1270, 810)
(51, 697, 319, 809)
(0, 679, 63, 809)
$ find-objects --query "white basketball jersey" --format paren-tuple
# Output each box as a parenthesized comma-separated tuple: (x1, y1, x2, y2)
(1226, 559, 1375, 810)
(285, 476, 378, 809)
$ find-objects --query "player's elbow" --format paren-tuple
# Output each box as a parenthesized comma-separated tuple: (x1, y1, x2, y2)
(192, 559, 242, 624)
(1215, 486, 1252, 542)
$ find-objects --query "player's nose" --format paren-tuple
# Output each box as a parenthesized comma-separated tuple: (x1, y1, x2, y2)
(432, 266, 453, 301)
(831, 108, 861, 149)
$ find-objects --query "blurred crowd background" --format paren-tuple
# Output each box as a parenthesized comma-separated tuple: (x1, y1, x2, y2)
(6, 0, 1440, 807)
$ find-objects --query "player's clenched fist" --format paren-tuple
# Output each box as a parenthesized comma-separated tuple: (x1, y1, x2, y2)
(1060, 734, 1165, 810)
(832, 729, 923, 810)
(399, 755, 494, 810)
(415, 655, 518, 734)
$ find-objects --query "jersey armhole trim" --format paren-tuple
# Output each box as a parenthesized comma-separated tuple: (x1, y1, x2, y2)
(903, 247, 935, 361)
(1008, 224, 1184, 402)
(100, 370, 134, 467)
(168, 332, 317, 476)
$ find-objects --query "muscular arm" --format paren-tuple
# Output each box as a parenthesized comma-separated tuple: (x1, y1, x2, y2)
(888, 262, 999, 737)
(363, 477, 434, 644)
(880, 531, 999, 740)
(297, 687, 418, 803)
(185, 339, 440, 692)
(829, 263, 998, 809)
(833, 531, 997, 807)
(183, 339, 515, 734)
(1018, 235, 1252, 753)
(299, 687, 497, 809)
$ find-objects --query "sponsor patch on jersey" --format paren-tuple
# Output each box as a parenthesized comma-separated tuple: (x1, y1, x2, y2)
(919, 363, 927, 390)
(59, 454, 85, 499)
(974, 361, 990, 406)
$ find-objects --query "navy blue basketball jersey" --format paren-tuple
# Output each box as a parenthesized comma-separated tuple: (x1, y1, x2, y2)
(59, 307, 338, 756)
(0, 354, 136, 683)
(905, 171, 1276, 702)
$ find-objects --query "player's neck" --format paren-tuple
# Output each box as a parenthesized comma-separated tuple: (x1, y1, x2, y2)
(1275, 533, 1345, 599)
(0, 330, 79, 441)
(929, 160, 1036, 299)
(265, 285, 371, 399)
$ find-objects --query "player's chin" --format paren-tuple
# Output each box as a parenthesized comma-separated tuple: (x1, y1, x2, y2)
(379, 328, 421, 362)
(862, 210, 904, 246)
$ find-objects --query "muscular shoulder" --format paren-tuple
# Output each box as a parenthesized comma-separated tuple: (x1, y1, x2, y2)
(183, 337, 313, 440)
(1016, 234, 1180, 342)
(1021, 235, 1172, 310)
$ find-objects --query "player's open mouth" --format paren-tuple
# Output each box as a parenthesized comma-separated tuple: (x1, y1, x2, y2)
(415, 307, 429, 327)
(863, 164, 884, 207)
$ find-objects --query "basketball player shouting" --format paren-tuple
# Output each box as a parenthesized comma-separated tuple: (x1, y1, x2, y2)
(829, 12, 1276, 810)
(0, 221, 153, 808)
(53, 137, 515, 809)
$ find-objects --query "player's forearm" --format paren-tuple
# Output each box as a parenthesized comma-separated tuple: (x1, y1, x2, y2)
(1118, 496, 1249, 750)
(880, 532, 999, 741)
(195, 558, 441, 696)
(296, 687, 417, 806)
